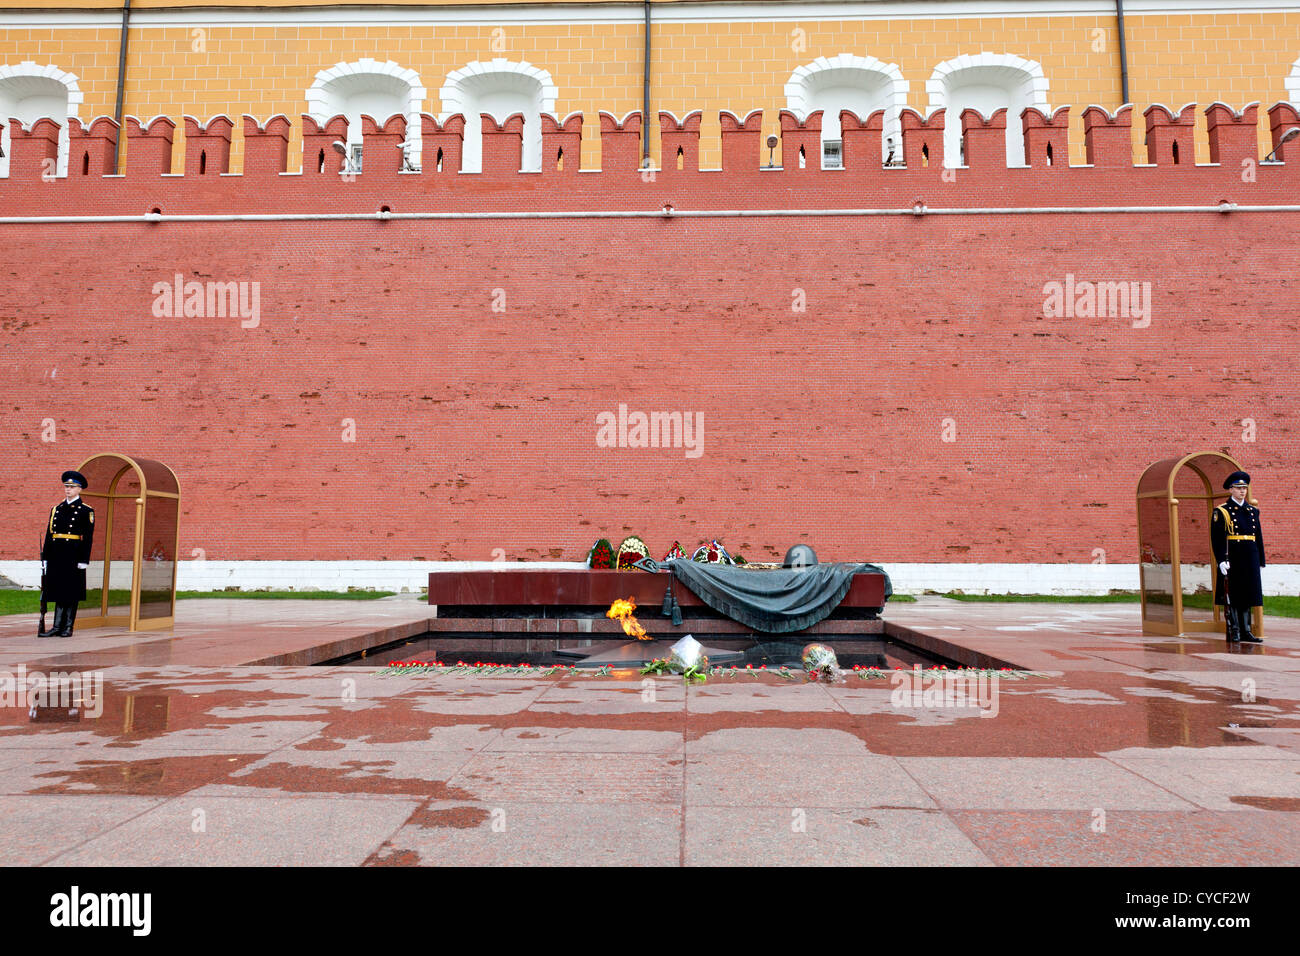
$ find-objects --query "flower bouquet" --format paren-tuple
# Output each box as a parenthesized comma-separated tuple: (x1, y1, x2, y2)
(640, 634, 709, 683)
(801, 643, 842, 683)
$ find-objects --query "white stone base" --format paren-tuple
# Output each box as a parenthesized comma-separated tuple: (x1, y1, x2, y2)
(1, 560, 1296, 597)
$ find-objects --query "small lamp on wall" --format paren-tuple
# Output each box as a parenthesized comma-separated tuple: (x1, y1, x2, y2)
(765, 134, 778, 168)
(885, 136, 903, 167)
(1263, 126, 1300, 163)
(331, 140, 357, 173)
(397, 140, 417, 171)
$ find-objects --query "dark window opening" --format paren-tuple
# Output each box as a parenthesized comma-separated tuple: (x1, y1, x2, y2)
(1172, 141, 1180, 165)
(1046, 142, 1054, 166)
(82, 152, 89, 175)
(200, 150, 207, 175)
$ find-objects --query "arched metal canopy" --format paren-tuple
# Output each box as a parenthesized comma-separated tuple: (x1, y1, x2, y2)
(1136, 451, 1260, 637)
(74, 453, 180, 632)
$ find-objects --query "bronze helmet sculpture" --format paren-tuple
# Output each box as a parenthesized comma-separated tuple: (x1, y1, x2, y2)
(783, 544, 818, 569)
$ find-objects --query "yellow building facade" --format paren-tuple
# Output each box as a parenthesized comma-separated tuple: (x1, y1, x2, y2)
(0, 1, 1297, 173)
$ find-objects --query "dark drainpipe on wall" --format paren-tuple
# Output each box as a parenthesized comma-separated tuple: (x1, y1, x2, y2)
(642, 0, 651, 166)
(1116, 0, 1130, 105)
(111, 0, 131, 173)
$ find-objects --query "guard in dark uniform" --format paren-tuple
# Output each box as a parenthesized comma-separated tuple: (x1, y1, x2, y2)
(1211, 470, 1264, 644)
(39, 470, 95, 638)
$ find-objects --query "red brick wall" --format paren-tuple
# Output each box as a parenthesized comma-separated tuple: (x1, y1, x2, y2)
(2, 106, 1297, 564)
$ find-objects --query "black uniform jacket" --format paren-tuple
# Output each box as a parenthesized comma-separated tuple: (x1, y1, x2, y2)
(41, 497, 95, 604)
(1211, 498, 1264, 608)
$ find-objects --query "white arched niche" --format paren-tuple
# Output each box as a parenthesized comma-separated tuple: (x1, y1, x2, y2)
(307, 59, 425, 171)
(1286, 57, 1300, 104)
(440, 59, 557, 173)
(927, 54, 1049, 168)
(785, 54, 909, 167)
(0, 62, 83, 177)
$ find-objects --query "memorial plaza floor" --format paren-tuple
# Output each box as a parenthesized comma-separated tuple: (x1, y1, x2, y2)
(0, 595, 1297, 866)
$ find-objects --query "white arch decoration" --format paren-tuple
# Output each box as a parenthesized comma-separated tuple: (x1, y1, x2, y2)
(784, 54, 909, 166)
(1286, 57, 1300, 104)
(927, 53, 1049, 168)
(0, 61, 83, 177)
(440, 58, 557, 173)
(306, 58, 426, 170)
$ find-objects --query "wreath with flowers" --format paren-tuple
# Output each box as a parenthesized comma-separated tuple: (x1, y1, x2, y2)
(586, 538, 616, 569)
(691, 539, 734, 564)
(615, 535, 651, 570)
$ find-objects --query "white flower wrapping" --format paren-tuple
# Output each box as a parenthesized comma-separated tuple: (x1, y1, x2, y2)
(801, 643, 842, 682)
(669, 635, 705, 671)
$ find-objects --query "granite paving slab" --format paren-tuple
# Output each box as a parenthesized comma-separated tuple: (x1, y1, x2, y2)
(685, 806, 994, 866)
(1103, 754, 1300, 811)
(686, 751, 935, 809)
(897, 756, 1200, 811)
(0, 794, 167, 866)
(48, 794, 421, 866)
(447, 751, 683, 804)
(949, 809, 1300, 866)
(366, 799, 682, 867)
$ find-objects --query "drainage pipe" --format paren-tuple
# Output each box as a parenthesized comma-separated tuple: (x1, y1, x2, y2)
(1116, 0, 1130, 106)
(642, 0, 652, 166)
(111, 0, 131, 174)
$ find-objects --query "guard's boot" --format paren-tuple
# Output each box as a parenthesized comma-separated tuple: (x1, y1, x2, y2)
(39, 607, 61, 638)
(54, 604, 74, 637)
(1239, 606, 1262, 644)
(1223, 606, 1240, 643)
(61, 604, 78, 638)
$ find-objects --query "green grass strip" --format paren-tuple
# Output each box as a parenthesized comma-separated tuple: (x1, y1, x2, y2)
(0, 589, 399, 616)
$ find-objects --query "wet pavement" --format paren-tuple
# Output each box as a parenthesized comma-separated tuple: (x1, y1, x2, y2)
(0, 596, 1297, 866)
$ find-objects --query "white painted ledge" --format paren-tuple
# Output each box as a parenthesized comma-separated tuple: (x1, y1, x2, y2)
(1, 561, 1297, 597)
